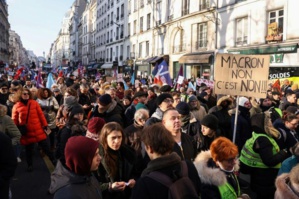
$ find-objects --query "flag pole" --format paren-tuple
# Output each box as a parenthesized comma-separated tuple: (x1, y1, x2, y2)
(232, 96, 239, 144)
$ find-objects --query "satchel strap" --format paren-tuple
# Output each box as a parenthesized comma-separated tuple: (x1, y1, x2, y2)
(25, 103, 31, 124)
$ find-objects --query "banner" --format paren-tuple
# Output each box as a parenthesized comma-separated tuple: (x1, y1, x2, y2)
(214, 54, 270, 98)
(196, 78, 214, 88)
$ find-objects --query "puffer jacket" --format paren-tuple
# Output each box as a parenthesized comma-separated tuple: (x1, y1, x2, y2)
(0, 105, 21, 145)
(49, 160, 102, 199)
(12, 99, 48, 145)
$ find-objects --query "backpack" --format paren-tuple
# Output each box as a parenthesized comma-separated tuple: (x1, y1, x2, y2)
(147, 161, 198, 199)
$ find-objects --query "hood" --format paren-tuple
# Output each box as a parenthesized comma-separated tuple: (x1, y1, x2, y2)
(49, 161, 91, 194)
(151, 107, 163, 120)
(275, 173, 299, 199)
(193, 151, 240, 186)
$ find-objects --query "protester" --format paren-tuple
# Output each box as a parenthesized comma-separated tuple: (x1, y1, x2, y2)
(132, 123, 201, 199)
(194, 137, 250, 199)
(49, 136, 102, 199)
(97, 122, 136, 199)
(86, 117, 106, 141)
(0, 133, 17, 199)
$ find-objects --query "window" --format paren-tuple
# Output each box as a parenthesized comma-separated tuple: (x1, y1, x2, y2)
(127, 45, 130, 59)
(134, 0, 137, 11)
(128, 1, 131, 14)
(269, 9, 284, 35)
(146, 41, 149, 56)
(156, 2, 161, 25)
(147, 13, 151, 30)
(236, 17, 248, 46)
(140, 0, 144, 8)
(133, 20, 137, 34)
(140, 17, 144, 32)
(117, 7, 120, 20)
(197, 23, 207, 48)
(121, 4, 124, 18)
(182, 0, 189, 15)
(128, 23, 131, 36)
(199, 0, 209, 10)
(139, 43, 143, 58)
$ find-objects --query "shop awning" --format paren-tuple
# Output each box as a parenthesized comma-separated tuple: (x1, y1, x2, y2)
(179, 53, 213, 64)
(144, 56, 158, 63)
(150, 56, 163, 64)
(101, 63, 113, 69)
(227, 43, 298, 54)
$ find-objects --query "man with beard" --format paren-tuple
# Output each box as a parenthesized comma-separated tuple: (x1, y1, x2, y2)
(145, 93, 174, 126)
(162, 108, 197, 161)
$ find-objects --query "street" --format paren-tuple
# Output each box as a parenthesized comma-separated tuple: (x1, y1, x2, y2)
(10, 144, 55, 199)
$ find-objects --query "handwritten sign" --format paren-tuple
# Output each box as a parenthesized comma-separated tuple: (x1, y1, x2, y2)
(177, 76, 184, 84)
(196, 78, 214, 88)
(214, 54, 270, 98)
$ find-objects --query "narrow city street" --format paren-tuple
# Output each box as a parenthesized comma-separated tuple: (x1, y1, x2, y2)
(10, 144, 54, 199)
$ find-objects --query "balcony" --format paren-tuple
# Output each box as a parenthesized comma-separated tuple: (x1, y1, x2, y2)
(168, 15, 173, 21)
(156, 20, 161, 26)
(196, 40, 208, 48)
(182, 9, 189, 16)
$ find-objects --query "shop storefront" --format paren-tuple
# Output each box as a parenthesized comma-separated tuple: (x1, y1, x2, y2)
(178, 52, 214, 80)
(227, 42, 299, 84)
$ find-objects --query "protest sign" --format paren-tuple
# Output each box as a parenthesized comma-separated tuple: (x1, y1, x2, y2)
(196, 78, 214, 88)
(177, 76, 184, 84)
(214, 54, 270, 98)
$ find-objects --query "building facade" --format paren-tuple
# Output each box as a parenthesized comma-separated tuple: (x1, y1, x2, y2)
(0, 0, 10, 64)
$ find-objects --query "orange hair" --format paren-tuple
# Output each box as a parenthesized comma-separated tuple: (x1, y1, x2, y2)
(210, 137, 238, 162)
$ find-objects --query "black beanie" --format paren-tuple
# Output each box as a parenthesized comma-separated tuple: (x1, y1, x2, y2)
(176, 102, 190, 115)
(156, 93, 173, 106)
(70, 105, 84, 117)
(201, 114, 219, 131)
(99, 94, 112, 106)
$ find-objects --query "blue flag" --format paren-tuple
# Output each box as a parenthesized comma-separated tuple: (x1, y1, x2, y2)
(155, 60, 173, 86)
(46, 73, 56, 89)
(130, 72, 135, 85)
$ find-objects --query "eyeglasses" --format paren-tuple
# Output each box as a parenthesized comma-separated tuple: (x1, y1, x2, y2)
(224, 157, 237, 164)
(163, 99, 174, 104)
(22, 93, 29, 95)
(1, 87, 8, 90)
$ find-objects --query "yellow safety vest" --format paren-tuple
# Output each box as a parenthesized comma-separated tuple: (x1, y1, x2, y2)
(240, 132, 281, 169)
(218, 174, 240, 199)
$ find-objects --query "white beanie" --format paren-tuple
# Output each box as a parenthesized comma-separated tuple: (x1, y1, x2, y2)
(238, 97, 249, 107)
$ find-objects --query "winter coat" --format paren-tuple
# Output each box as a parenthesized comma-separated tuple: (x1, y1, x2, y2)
(78, 91, 93, 115)
(0, 132, 17, 196)
(230, 106, 252, 152)
(0, 106, 21, 146)
(90, 100, 125, 127)
(240, 112, 290, 198)
(97, 144, 137, 199)
(275, 173, 299, 199)
(12, 99, 48, 145)
(49, 160, 102, 199)
(173, 132, 197, 161)
(36, 96, 59, 129)
(273, 120, 299, 150)
(194, 151, 241, 199)
(189, 101, 207, 122)
(278, 155, 299, 176)
(147, 94, 157, 116)
(145, 107, 163, 126)
(132, 152, 201, 199)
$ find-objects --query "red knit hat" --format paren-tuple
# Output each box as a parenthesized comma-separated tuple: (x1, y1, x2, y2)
(65, 136, 99, 175)
(87, 117, 106, 134)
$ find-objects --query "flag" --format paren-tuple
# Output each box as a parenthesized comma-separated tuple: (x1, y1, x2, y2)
(58, 70, 64, 77)
(130, 72, 135, 85)
(122, 79, 129, 90)
(14, 67, 24, 80)
(188, 81, 196, 91)
(95, 71, 101, 81)
(272, 79, 281, 92)
(152, 60, 173, 87)
(36, 68, 44, 88)
(46, 73, 56, 89)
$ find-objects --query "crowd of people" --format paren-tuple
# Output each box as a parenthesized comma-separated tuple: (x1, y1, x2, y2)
(1, 72, 299, 199)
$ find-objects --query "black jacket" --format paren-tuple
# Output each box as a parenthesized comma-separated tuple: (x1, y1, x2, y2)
(132, 153, 200, 199)
(173, 133, 197, 161)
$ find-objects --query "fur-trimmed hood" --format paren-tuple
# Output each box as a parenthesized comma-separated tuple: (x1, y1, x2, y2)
(193, 151, 240, 186)
(275, 173, 299, 199)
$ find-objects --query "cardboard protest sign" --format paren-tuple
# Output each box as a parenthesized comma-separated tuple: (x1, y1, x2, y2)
(177, 76, 184, 84)
(214, 54, 270, 98)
